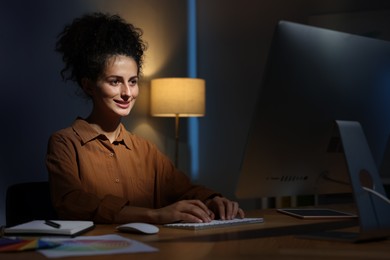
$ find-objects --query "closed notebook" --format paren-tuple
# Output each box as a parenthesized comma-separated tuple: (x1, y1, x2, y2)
(4, 220, 94, 236)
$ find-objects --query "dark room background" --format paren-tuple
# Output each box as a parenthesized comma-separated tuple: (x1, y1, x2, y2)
(1, 0, 390, 225)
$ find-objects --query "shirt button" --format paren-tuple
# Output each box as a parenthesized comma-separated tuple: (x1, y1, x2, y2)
(115, 178, 120, 183)
(109, 153, 114, 157)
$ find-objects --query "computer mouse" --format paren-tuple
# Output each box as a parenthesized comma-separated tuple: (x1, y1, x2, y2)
(116, 222, 159, 235)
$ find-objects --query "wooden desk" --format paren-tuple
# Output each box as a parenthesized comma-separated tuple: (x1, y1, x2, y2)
(2, 209, 390, 259)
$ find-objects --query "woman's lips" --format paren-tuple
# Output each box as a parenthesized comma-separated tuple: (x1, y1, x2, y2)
(115, 100, 130, 109)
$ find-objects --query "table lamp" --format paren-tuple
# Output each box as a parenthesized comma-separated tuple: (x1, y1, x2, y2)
(150, 77, 205, 167)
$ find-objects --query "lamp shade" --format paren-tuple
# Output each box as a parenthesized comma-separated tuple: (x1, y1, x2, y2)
(150, 78, 205, 117)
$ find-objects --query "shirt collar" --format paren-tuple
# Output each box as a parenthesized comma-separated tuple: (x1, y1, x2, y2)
(116, 124, 133, 150)
(72, 118, 132, 150)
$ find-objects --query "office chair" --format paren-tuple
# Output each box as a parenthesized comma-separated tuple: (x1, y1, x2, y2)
(5, 181, 57, 227)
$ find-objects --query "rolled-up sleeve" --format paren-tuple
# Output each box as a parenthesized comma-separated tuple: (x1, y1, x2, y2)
(151, 147, 221, 207)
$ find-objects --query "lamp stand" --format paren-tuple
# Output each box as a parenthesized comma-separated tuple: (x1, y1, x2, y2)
(174, 114, 180, 168)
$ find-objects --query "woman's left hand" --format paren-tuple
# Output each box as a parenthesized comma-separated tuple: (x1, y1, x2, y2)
(205, 196, 245, 220)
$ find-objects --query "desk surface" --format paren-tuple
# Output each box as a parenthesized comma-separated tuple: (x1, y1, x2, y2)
(2, 208, 390, 260)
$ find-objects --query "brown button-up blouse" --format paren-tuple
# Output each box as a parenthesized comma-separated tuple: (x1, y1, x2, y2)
(46, 118, 218, 223)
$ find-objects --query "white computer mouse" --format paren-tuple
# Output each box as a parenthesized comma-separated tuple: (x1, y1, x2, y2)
(116, 222, 159, 235)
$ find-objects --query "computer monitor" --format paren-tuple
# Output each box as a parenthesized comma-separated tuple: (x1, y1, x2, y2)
(236, 20, 390, 199)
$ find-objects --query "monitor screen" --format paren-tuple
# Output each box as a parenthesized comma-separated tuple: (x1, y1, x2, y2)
(236, 21, 390, 199)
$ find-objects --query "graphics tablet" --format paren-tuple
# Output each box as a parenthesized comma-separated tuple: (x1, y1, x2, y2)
(277, 208, 358, 219)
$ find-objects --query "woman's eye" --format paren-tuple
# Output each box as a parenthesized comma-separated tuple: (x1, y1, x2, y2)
(129, 79, 138, 86)
(110, 80, 120, 86)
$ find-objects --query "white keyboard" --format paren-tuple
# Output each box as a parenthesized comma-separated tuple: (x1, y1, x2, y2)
(164, 217, 264, 230)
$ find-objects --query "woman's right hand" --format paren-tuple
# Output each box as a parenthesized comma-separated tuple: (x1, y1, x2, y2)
(154, 200, 215, 224)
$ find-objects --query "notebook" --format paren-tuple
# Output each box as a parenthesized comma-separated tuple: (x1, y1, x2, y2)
(4, 220, 94, 237)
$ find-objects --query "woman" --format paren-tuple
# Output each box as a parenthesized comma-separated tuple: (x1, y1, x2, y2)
(46, 12, 244, 224)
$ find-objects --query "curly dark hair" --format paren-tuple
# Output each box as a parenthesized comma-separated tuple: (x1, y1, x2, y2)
(56, 12, 147, 87)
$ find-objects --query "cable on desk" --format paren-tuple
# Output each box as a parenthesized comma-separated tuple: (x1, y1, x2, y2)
(362, 186, 390, 204)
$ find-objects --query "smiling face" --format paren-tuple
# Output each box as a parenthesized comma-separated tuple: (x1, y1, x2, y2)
(84, 55, 139, 121)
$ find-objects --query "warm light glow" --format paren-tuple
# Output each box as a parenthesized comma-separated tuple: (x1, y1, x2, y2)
(103, 2, 183, 78)
(150, 78, 205, 117)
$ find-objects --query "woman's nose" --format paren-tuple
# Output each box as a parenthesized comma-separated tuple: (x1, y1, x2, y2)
(121, 83, 131, 97)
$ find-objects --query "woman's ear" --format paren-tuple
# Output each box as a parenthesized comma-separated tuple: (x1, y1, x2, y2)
(81, 78, 94, 96)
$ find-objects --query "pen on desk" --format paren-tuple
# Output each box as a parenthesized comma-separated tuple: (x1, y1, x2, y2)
(45, 220, 61, 229)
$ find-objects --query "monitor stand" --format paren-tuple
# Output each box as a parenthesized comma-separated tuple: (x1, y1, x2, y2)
(301, 120, 390, 243)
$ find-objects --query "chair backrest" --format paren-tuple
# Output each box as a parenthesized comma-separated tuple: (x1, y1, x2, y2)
(5, 181, 57, 227)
